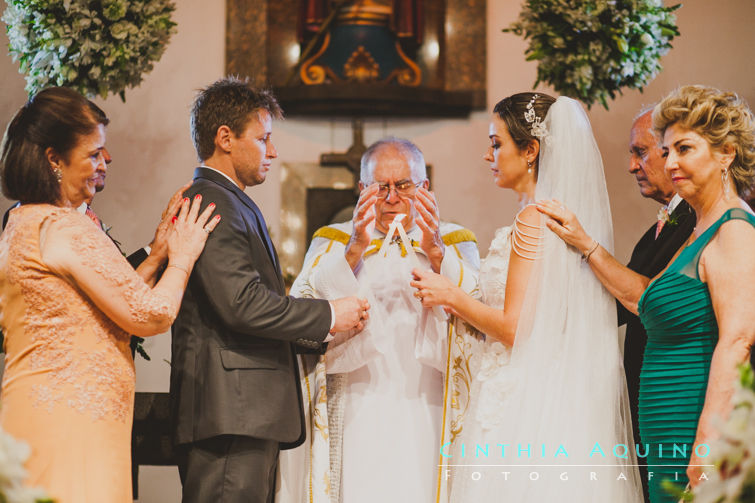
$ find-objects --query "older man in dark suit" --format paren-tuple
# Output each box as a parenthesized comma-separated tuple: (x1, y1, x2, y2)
(170, 78, 367, 503)
(619, 108, 695, 501)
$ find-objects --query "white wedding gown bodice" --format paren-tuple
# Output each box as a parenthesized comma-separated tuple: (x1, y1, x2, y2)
(479, 226, 512, 311)
(471, 226, 517, 431)
(449, 223, 641, 502)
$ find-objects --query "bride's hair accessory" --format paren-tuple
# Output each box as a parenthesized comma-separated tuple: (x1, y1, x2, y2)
(524, 94, 549, 140)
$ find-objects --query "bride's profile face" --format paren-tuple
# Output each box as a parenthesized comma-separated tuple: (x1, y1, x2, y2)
(485, 115, 530, 190)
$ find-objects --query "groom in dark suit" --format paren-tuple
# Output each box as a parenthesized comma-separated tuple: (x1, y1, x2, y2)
(170, 78, 368, 503)
(618, 108, 695, 501)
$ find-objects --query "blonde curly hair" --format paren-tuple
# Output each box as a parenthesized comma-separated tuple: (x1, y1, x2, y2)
(653, 85, 755, 197)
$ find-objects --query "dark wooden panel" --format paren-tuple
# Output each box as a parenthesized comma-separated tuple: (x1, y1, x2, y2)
(226, 0, 268, 86)
(446, 0, 486, 107)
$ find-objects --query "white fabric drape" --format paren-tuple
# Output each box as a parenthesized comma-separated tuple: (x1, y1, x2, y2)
(277, 221, 480, 503)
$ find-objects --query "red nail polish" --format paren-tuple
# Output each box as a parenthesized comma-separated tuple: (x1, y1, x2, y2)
(195, 194, 201, 200)
(215, 215, 221, 221)
(183, 197, 189, 203)
(209, 203, 215, 208)
(171, 216, 177, 223)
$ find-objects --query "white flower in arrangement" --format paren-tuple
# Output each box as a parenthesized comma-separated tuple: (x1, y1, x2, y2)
(2, 0, 177, 101)
(577, 64, 594, 81)
(0, 426, 50, 503)
(504, 0, 681, 109)
(678, 365, 755, 503)
(621, 61, 635, 78)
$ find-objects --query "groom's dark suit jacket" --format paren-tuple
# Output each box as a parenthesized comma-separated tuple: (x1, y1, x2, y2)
(618, 200, 695, 444)
(170, 167, 332, 449)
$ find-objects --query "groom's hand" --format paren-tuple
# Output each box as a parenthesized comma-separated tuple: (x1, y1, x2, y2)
(330, 297, 370, 333)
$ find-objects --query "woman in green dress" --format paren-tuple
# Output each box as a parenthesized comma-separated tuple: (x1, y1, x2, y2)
(537, 85, 755, 503)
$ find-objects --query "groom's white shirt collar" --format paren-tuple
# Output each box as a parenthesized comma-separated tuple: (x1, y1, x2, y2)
(201, 165, 241, 188)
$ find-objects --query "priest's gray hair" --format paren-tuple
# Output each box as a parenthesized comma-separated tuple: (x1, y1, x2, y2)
(632, 104, 656, 123)
(360, 137, 427, 184)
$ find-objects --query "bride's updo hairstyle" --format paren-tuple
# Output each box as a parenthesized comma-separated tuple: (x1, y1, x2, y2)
(653, 85, 755, 197)
(493, 92, 556, 172)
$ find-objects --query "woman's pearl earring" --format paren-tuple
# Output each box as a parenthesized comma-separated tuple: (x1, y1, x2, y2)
(527, 160, 533, 174)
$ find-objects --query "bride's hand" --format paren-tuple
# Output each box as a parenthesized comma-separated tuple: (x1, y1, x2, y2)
(536, 199, 594, 253)
(410, 268, 458, 309)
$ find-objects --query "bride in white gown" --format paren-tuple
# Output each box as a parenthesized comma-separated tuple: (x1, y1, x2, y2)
(412, 94, 642, 502)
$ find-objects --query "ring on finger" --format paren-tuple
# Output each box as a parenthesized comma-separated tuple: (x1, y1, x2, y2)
(203, 227, 211, 234)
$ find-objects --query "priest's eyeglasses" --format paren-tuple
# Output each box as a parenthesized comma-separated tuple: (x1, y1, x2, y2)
(376, 179, 424, 199)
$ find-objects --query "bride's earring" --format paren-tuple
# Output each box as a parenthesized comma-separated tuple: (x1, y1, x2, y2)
(527, 160, 533, 174)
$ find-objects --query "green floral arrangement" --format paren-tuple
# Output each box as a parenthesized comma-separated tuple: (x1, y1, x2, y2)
(691, 364, 755, 502)
(504, 0, 681, 109)
(2, 0, 177, 100)
(665, 364, 755, 502)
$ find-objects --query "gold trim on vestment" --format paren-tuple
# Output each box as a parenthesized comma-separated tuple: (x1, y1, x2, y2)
(313, 226, 351, 244)
(313, 226, 477, 246)
(302, 357, 315, 503)
(311, 239, 335, 269)
(442, 229, 478, 246)
(436, 321, 455, 502)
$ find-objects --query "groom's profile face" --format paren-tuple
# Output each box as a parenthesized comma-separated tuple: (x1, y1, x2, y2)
(230, 110, 277, 188)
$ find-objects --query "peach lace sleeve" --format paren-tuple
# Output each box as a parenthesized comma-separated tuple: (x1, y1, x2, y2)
(40, 211, 179, 336)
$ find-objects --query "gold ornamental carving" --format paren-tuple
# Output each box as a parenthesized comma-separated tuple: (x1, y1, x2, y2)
(343, 46, 380, 83)
(392, 41, 421, 87)
(300, 32, 335, 85)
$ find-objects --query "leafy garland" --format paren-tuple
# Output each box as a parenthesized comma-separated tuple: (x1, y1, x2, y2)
(3, 0, 177, 101)
(668, 364, 755, 502)
(504, 0, 681, 109)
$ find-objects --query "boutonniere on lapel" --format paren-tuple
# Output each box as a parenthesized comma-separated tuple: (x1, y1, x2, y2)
(655, 205, 680, 238)
(657, 206, 680, 227)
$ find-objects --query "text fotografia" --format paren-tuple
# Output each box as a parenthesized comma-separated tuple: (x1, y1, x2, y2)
(439, 442, 711, 460)
(443, 469, 711, 484)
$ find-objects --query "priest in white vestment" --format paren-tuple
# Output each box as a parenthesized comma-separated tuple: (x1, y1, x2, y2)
(276, 138, 479, 503)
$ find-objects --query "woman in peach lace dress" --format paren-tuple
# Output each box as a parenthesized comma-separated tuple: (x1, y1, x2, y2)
(0, 87, 219, 502)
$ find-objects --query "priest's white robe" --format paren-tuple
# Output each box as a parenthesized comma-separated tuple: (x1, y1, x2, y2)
(276, 220, 479, 503)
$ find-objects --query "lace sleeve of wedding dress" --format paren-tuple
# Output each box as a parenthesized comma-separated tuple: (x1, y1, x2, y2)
(39, 211, 179, 337)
